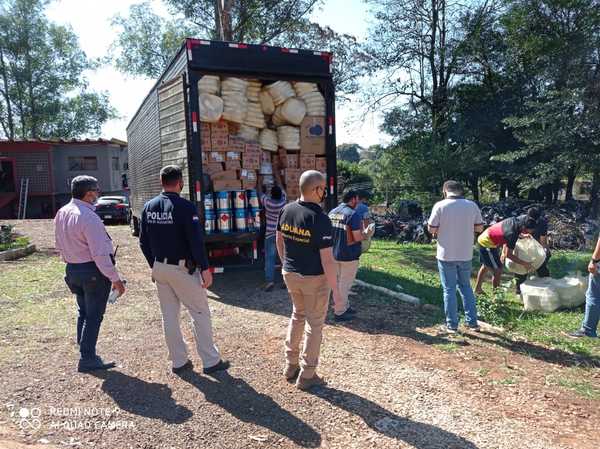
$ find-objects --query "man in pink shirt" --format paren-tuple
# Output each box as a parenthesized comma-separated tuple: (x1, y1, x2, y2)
(55, 176, 126, 372)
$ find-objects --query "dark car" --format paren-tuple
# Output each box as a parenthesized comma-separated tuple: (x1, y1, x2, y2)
(95, 196, 130, 224)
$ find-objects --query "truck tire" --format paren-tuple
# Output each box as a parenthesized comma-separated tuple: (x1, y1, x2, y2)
(131, 215, 140, 237)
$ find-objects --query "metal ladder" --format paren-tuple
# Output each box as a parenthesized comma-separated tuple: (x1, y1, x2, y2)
(17, 177, 29, 219)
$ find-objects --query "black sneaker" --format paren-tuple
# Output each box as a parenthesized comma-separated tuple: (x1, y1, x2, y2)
(172, 360, 193, 374)
(346, 307, 357, 315)
(263, 282, 275, 292)
(78, 356, 116, 373)
(334, 310, 354, 322)
(203, 359, 230, 375)
(568, 329, 593, 339)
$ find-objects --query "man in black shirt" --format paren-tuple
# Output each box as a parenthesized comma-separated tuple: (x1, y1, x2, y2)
(276, 170, 341, 390)
(140, 165, 229, 375)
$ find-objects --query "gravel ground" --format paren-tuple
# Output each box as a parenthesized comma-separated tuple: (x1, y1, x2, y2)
(1, 220, 599, 449)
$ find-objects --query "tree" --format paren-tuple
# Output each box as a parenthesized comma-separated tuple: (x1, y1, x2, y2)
(336, 160, 373, 198)
(337, 143, 362, 163)
(500, 0, 600, 202)
(110, 1, 364, 95)
(0, 0, 115, 139)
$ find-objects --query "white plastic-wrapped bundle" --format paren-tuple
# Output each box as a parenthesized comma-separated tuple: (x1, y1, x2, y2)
(246, 80, 262, 102)
(259, 128, 278, 152)
(293, 82, 318, 96)
(221, 77, 248, 93)
(237, 124, 259, 142)
(259, 89, 275, 115)
(505, 238, 547, 275)
(266, 81, 295, 106)
(280, 97, 307, 125)
(221, 92, 247, 123)
(244, 102, 266, 129)
(272, 106, 286, 126)
(198, 75, 220, 95)
(300, 91, 326, 116)
(277, 126, 300, 150)
(198, 94, 223, 123)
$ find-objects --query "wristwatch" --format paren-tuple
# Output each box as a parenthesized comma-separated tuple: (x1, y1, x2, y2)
(592, 258, 600, 264)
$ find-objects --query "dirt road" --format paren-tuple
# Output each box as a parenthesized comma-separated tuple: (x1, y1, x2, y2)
(1, 220, 599, 449)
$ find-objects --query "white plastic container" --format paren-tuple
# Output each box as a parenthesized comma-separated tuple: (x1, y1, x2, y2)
(505, 237, 547, 275)
(520, 278, 561, 312)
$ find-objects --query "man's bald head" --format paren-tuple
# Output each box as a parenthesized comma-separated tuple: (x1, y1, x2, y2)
(299, 170, 325, 194)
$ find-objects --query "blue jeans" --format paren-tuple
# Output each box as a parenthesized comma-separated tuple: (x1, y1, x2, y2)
(437, 260, 478, 329)
(265, 234, 277, 283)
(64, 262, 111, 360)
(581, 273, 600, 337)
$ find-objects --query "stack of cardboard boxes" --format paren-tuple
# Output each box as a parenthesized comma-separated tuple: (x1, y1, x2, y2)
(279, 116, 327, 200)
(201, 121, 263, 191)
(201, 116, 327, 202)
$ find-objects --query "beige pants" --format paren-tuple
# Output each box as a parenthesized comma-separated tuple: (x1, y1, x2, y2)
(333, 260, 360, 315)
(283, 271, 330, 379)
(152, 261, 221, 369)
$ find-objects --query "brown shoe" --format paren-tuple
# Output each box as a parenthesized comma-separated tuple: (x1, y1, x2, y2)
(283, 364, 300, 381)
(295, 373, 326, 390)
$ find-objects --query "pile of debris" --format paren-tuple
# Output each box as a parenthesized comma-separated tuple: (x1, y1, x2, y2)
(372, 199, 599, 250)
(372, 201, 432, 244)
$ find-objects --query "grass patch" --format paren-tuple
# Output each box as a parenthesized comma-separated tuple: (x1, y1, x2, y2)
(359, 240, 600, 359)
(433, 342, 460, 352)
(0, 253, 74, 365)
(0, 236, 30, 252)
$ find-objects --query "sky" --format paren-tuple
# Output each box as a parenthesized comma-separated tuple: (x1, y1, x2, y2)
(45, 0, 388, 148)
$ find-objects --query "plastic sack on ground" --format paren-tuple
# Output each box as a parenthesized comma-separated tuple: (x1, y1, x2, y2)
(505, 237, 547, 275)
(520, 275, 588, 312)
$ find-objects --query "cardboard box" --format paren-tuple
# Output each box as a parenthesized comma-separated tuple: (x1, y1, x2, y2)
(242, 154, 260, 170)
(225, 160, 241, 170)
(285, 153, 299, 169)
(287, 185, 300, 200)
(229, 136, 245, 153)
(242, 179, 257, 190)
(300, 154, 316, 170)
(200, 123, 211, 150)
(300, 117, 326, 155)
(245, 142, 261, 155)
(209, 152, 226, 163)
(213, 179, 242, 191)
(211, 120, 229, 136)
(226, 151, 241, 161)
(261, 151, 272, 164)
(240, 169, 257, 181)
(211, 120, 229, 151)
(211, 136, 228, 152)
(203, 163, 224, 175)
(211, 170, 238, 181)
(315, 156, 327, 172)
(284, 169, 301, 186)
(228, 121, 240, 136)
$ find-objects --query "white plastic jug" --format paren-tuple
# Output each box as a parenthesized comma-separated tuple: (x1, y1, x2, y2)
(505, 237, 547, 275)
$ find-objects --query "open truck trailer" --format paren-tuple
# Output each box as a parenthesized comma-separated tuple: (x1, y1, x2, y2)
(127, 38, 337, 272)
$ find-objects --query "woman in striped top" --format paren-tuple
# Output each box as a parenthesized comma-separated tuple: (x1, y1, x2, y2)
(261, 184, 287, 291)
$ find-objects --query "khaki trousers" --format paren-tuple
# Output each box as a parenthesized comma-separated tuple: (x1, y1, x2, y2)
(283, 271, 330, 379)
(333, 260, 360, 315)
(152, 261, 221, 369)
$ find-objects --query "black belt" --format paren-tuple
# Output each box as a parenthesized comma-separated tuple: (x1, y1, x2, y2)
(155, 257, 183, 265)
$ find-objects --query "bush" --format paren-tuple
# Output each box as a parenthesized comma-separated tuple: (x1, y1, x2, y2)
(0, 225, 30, 252)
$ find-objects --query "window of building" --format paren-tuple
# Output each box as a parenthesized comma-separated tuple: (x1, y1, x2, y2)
(68, 156, 98, 171)
(112, 157, 119, 171)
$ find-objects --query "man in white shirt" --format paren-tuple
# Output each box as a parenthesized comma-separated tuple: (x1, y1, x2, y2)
(428, 181, 484, 333)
